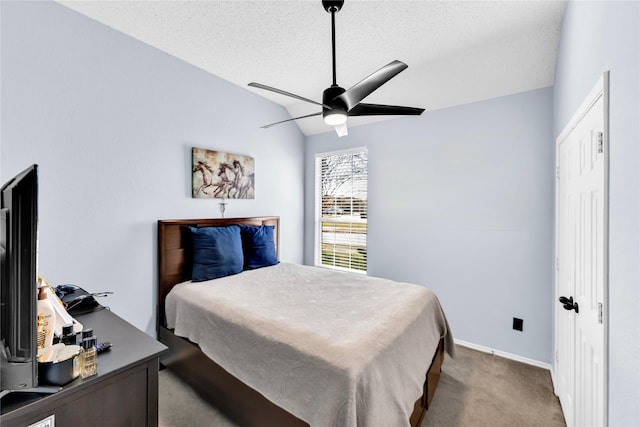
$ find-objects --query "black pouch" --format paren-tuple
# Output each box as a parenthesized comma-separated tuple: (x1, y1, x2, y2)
(58, 286, 104, 315)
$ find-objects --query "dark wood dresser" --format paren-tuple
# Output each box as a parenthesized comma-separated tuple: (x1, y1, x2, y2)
(0, 308, 166, 427)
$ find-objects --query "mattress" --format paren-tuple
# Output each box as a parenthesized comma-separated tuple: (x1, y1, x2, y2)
(165, 262, 453, 427)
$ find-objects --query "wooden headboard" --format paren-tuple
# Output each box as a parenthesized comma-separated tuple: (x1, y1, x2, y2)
(157, 216, 280, 327)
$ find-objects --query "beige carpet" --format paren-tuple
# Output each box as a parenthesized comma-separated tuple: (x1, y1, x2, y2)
(422, 345, 565, 427)
(158, 345, 566, 427)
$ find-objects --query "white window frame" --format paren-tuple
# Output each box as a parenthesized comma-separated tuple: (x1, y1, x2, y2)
(314, 147, 368, 274)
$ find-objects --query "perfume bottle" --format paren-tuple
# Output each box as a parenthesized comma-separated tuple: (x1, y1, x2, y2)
(81, 336, 98, 379)
(61, 324, 77, 345)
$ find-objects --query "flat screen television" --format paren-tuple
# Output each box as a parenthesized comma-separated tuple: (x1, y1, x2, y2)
(0, 165, 57, 397)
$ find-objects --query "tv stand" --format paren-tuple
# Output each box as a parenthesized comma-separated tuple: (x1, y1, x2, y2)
(0, 308, 166, 427)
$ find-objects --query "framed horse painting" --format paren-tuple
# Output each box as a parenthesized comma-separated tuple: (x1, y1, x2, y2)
(192, 147, 255, 199)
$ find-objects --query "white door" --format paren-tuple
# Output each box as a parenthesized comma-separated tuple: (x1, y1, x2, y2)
(555, 73, 608, 427)
(556, 136, 575, 426)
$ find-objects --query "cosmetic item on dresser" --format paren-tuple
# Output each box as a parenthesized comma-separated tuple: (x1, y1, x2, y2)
(80, 337, 98, 379)
(36, 286, 55, 354)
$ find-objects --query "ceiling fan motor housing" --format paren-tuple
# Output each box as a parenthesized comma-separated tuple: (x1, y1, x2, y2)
(322, 85, 347, 123)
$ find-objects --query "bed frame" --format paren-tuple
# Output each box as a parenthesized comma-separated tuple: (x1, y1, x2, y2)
(157, 216, 445, 427)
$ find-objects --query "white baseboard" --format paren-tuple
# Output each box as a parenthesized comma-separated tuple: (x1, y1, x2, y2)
(454, 339, 552, 371)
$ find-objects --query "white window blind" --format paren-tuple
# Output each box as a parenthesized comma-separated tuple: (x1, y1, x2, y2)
(315, 148, 367, 272)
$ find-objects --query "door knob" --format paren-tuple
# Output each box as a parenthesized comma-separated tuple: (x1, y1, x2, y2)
(559, 296, 579, 313)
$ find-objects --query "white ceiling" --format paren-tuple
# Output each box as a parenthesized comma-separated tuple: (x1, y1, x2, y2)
(57, 0, 567, 136)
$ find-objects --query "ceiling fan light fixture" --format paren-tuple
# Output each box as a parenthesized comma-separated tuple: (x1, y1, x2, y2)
(323, 109, 347, 126)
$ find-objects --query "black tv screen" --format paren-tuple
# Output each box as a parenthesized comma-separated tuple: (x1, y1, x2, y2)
(0, 164, 39, 392)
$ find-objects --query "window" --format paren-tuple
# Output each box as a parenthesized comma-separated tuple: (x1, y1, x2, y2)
(315, 148, 367, 272)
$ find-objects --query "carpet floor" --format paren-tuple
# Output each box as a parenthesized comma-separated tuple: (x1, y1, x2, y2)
(158, 345, 566, 427)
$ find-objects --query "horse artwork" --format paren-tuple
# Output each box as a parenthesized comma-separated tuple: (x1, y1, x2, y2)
(192, 147, 255, 199)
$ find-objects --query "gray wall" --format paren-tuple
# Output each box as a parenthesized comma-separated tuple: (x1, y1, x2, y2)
(305, 87, 554, 364)
(0, 0, 305, 336)
(553, 1, 640, 424)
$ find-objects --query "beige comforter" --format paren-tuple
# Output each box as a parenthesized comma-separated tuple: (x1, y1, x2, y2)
(165, 263, 453, 427)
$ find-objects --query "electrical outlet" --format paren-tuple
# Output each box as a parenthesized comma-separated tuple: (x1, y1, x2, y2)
(513, 317, 523, 331)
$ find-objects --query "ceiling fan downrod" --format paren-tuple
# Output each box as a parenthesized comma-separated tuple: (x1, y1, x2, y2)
(323, 0, 344, 87)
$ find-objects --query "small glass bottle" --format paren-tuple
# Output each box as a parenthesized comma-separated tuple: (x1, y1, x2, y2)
(61, 323, 77, 345)
(81, 336, 98, 379)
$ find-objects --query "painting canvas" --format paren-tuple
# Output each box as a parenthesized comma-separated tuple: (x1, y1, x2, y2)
(192, 147, 255, 199)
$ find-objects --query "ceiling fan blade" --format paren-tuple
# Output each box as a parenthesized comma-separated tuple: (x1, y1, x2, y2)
(248, 82, 332, 110)
(348, 103, 425, 117)
(260, 112, 322, 129)
(334, 122, 348, 137)
(335, 60, 408, 111)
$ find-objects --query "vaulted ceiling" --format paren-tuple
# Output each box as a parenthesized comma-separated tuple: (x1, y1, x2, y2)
(58, 0, 567, 136)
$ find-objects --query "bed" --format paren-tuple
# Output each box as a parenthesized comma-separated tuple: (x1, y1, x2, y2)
(157, 216, 453, 427)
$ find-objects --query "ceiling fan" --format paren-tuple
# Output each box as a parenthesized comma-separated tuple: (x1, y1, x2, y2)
(248, 0, 425, 137)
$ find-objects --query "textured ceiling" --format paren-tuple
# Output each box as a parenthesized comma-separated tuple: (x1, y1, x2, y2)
(57, 0, 567, 136)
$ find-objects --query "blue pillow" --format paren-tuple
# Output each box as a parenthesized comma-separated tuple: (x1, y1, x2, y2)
(239, 225, 279, 270)
(190, 226, 244, 282)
